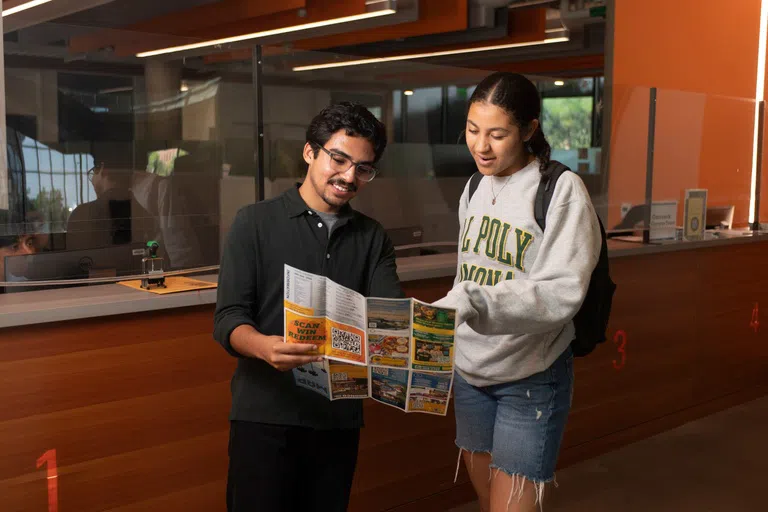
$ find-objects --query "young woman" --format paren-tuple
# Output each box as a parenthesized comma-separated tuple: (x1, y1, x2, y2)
(434, 72, 601, 511)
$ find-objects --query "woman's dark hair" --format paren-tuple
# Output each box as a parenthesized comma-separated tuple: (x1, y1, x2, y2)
(468, 72, 551, 174)
(306, 102, 387, 162)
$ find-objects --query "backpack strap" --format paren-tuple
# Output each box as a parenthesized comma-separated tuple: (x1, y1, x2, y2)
(467, 172, 483, 204)
(534, 161, 571, 231)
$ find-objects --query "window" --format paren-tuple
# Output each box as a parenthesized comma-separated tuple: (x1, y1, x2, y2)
(542, 96, 594, 150)
(540, 78, 596, 150)
(404, 87, 442, 144)
(18, 136, 94, 232)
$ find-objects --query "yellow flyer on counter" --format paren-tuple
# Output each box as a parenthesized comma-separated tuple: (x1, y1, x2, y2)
(118, 277, 217, 294)
(684, 189, 707, 241)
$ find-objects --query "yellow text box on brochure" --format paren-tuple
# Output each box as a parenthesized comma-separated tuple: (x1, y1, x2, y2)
(285, 309, 326, 354)
(284, 299, 314, 316)
(326, 319, 366, 365)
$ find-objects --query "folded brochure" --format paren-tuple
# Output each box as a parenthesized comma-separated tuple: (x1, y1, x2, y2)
(284, 264, 456, 416)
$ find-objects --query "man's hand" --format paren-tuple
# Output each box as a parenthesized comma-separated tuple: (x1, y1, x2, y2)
(230, 325, 324, 371)
(256, 336, 324, 371)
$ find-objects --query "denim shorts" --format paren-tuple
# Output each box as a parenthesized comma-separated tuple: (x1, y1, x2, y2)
(453, 346, 574, 483)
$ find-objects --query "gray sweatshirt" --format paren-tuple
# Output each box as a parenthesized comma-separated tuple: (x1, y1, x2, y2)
(434, 159, 601, 387)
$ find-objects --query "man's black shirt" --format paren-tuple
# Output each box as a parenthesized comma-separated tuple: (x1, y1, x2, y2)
(214, 185, 403, 429)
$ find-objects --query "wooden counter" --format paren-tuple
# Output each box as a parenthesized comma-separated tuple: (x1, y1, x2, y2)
(1, 240, 767, 511)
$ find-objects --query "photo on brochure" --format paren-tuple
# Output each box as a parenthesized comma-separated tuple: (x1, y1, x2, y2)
(411, 300, 455, 372)
(368, 334, 410, 368)
(293, 360, 330, 400)
(367, 298, 412, 332)
(412, 301, 456, 332)
(329, 361, 370, 400)
(366, 298, 412, 368)
(413, 338, 453, 371)
(411, 331, 454, 372)
(407, 371, 452, 416)
(370, 367, 409, 411)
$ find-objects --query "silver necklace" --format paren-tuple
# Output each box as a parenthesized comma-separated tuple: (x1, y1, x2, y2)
(491, 175, 513, 205)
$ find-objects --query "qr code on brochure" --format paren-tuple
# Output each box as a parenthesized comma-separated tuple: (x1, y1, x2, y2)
(331, 327, 362, 355)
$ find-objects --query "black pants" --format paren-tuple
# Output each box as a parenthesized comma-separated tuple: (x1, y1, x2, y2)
(226, 420, 360, 512)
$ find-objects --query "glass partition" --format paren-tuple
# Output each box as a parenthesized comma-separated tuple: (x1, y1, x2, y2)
(653, 89, 755, 231)
(259, 47, 606, 258)
(15, 10, 757, 292)
(1, 20, 258, 290)
(606, 85, 760, 243)
(5, 22, 761, 294)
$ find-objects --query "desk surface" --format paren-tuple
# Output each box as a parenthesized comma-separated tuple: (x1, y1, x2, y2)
(2, 231, 767, 329)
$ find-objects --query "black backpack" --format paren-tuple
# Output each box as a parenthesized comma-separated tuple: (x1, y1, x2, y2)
(467, 160, 616, 357)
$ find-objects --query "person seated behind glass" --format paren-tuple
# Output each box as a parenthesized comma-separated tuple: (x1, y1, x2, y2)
(67, 153, 157, 251)
(131, 155, 206, 269)
(0, 210, 48, 288)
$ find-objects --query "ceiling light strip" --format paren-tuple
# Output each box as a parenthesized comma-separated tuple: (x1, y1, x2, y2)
(136, 9, 396, 58)
(3, 0, 54, 17)
(292, 36, 569, 72)
(750, 0, 768, 224)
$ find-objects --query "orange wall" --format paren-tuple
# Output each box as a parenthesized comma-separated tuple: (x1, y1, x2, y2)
(608, 0, 762, 227)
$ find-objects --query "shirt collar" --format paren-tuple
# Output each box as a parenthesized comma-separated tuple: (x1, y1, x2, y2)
(284, 183, 354, 220)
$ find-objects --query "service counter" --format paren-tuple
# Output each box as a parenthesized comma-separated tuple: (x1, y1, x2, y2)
(2, 235, 768, 511)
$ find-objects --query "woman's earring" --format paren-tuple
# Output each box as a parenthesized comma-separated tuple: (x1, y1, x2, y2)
(525, 141, 533, 153)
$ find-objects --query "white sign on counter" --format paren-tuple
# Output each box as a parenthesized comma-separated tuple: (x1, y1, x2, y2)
(650, 201, 678, 241)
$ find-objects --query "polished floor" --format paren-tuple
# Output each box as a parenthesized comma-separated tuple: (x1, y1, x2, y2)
(449, 396, 768, 512)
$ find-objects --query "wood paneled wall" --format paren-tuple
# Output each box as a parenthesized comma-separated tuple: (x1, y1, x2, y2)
(1, 241, 767, 511)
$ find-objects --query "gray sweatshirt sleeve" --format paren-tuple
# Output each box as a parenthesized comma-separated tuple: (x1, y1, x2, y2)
(442, 178, 601, 336)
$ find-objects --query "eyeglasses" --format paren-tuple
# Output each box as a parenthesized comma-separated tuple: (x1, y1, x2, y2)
(312, 142, 378, 182)
(87, 162, 104, 182)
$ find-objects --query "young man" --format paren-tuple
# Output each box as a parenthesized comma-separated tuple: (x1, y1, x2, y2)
(0, 232, 37, 283)
(214, 102, 403, 512)
(0, 210, 46, 287)
(67, 148, 158, 252)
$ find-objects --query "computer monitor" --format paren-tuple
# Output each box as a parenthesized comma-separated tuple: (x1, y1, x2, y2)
(3, 243, 146, 293)
(706, 205, 735, 229)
